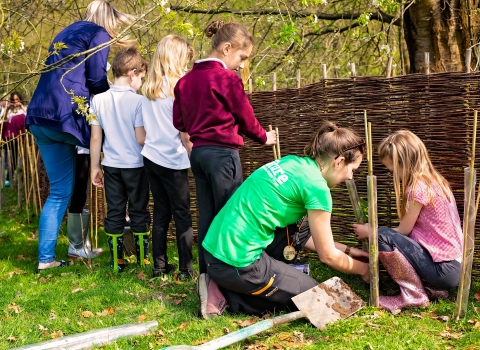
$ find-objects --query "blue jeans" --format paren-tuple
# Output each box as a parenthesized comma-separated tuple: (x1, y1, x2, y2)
(378, 227, 461, 289)
(30, 125, 80, 263)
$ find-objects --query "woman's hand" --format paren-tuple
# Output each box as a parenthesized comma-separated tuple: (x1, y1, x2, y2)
(360, 267, 370, 283)
(264, 130, 277, 146)
(353, 223, 369, 240)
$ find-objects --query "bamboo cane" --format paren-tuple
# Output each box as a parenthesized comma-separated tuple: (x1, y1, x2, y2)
(365, 111, 379, 307)
(32, 134, 42, 211)
(275, 127, 281, 158)
(16, 136, 23, 207)
(455, 110, 478, 320)
(25, 133, 38, 216)
(19, 133, 30, 223)
(90, 173, 95, 248)
(0, 149, 4, 212)
(6, 139, 14, 189)
(269, 125, 278, 160)
(95, 186, 99, 249)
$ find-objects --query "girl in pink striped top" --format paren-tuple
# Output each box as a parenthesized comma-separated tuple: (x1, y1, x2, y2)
(354, 130, 462, 313)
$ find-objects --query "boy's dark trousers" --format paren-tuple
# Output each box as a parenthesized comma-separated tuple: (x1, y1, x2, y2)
(190, 146, 243, 274)
(103, 166, 150, 234)
(143, 157, 193, 273)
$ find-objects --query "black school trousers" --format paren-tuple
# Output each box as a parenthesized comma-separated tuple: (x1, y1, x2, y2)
(103, 166, 150, 234)
(190, 146, 242, 274)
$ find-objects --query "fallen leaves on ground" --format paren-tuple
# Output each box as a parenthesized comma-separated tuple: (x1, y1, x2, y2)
(245, 341, 269, 349)
(8, 302, 20, 314)
(277, 332, 290, 341)
(97, 306, 115, 316)
(138, 314, 147, 322)
(178, 322, 188, 331)
(475, 291, 480, 302)
(137, 271, 146, 281)
(240, 318, 257, 327)
(72, 288, 83, 293)
(51, 330, 64, 339)
(7, 336, 18, 342)
(81, 311, 94, 318)
(439, 331, 463, 339)
(223, 327, 230, 334)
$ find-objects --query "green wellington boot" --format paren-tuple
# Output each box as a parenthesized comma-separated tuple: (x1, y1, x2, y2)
(106, 233, 126, 273)
(133, 232, 151, 267)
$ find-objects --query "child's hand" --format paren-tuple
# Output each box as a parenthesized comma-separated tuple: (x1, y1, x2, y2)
(265, 130, 277, 146)
(350, 247, 369, 261)
(91, 168, 104, 188)
(353, 223, 369, 240)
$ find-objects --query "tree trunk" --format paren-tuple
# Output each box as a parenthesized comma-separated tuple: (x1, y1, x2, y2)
(403, 0, 479, 73)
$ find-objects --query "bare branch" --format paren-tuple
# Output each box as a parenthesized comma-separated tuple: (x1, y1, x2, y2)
(170, 5, 399, 26)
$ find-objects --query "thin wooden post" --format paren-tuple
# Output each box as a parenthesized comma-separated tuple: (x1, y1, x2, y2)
(269, 125, 277, 160)
(386, 57, 393, 78)
(455, 110, 478, 320)
(465, 48, 472, 73)
(32, 134, 42, 211)
(248, 78, 253, 94)
(272, 72, 277, 92)
(424, 52, 430, 75)
(322, 64, 327, 79)
(296, 69, 301, 88)
(275, 127, 281, 159)
(350, 63, 356, 77)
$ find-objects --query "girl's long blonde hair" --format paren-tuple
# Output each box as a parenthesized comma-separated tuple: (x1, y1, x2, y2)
(84, 0, 135, 47)
(142, 35, 194, 100)
(378, 130, 452, 219)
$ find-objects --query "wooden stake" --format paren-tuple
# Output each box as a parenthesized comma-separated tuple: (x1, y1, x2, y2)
(19, 134, 30, 223)
(272, 72, 277, 92)
(386, 57, 393, 78)
(248, 78, 253, 94)
(25, 133, 38, 216)
(424, 52, 430, 75)
(350, 63, 356, 77)
(465, 48, 472, 74)
(275, 127, 281, 159)
(296, 69, 301, 89)
(455, 110, 478, 320)
(322, 64, 327, 79)
(365, 111, 379, 307)
(269, 125, 278, 160)
(32, 134, 42, 211)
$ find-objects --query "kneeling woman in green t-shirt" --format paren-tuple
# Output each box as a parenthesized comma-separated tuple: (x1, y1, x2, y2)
(198, 121, 370, 318)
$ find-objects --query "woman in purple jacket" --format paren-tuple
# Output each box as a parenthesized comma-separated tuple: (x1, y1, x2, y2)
(27, 1, 133, 273)
(173, 21, 277, 274)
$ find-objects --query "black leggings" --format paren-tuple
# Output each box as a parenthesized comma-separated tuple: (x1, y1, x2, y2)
(378, 227, 461, 289)
(69, 153, 90, 213)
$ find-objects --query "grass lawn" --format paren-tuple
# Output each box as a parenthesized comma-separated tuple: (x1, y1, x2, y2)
(1, 187, 480, 350)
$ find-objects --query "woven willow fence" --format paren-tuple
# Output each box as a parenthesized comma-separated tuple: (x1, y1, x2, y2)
(38, 71, 480, 275)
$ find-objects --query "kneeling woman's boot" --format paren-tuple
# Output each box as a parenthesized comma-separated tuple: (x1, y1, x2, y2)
(379, 248, 429, 312)
(106, 233, 126, 273)
(134, 232, 151, 267)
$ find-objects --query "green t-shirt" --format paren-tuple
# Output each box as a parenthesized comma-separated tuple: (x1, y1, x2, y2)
(202, 155, 332, 267)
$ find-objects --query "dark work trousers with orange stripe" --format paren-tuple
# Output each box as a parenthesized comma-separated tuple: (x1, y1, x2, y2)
(204, 220, 319, 315)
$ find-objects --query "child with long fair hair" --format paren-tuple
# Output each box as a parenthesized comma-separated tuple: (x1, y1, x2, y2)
(354, 130, 462, 312)
(141, 35, 195, 279)
(173, 20, 277, 274)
